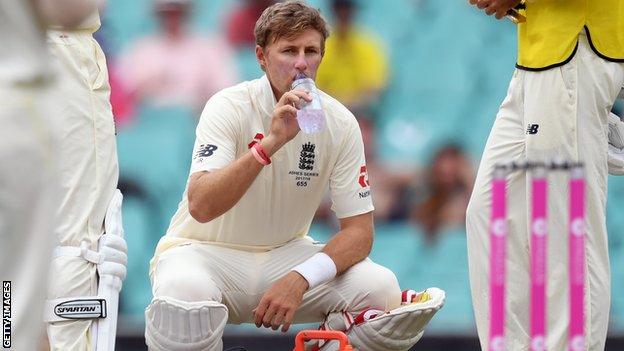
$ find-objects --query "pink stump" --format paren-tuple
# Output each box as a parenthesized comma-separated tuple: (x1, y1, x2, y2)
(568, 166, 585, 351)
(530, 166, 547, 351)
(489, 166, 507, 351)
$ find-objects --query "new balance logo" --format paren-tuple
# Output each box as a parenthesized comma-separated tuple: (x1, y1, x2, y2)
(195, 144, 218, 158)
(526, 124, 539, 135)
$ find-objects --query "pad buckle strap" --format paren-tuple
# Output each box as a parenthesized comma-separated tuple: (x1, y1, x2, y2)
(53, 241, 102, 264)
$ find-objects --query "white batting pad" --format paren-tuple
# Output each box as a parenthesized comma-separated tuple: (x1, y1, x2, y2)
(145, 297, 228, 351)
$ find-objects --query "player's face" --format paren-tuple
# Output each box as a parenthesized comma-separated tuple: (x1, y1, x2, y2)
(256, 29, 324, 99)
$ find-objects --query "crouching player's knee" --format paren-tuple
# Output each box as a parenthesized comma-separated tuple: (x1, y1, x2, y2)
(366, 265, 401, 310)
(348, 260, 401, 311)
(154, 271, 222, 303)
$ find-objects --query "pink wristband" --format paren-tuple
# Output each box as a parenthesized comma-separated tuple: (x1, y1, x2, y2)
(254, 143, 271, 163)
(250, 144, 270, 165)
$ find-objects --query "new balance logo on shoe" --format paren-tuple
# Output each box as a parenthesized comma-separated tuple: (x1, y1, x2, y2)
(526, 124, 539, 135)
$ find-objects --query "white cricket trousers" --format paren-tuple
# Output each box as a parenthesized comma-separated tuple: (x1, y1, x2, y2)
(467, 31, 624, 351)
(0, 84, 57, 351)
(45, 29, 119, 351)
(150, 237, 402, 325)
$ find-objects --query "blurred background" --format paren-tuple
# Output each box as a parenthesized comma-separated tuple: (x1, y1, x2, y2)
(99, 0, 624, 349)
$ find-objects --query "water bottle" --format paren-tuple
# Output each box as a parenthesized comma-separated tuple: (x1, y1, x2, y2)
(291, 73, 326, 134)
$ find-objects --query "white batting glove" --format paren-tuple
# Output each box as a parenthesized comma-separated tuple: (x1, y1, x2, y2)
(608, 112, 624, 175)
(98, 234, 128, 282)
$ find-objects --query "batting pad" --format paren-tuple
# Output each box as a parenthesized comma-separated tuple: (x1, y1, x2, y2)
(145, 297, 228, 351)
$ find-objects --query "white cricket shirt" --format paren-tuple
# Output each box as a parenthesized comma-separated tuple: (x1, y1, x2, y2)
(157, 75, 373, 253)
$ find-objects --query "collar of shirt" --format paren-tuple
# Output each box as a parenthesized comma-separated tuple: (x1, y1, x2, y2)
(255, 75, 278, 120)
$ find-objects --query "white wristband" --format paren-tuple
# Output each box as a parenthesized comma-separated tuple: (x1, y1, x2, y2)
(292, 252, 337, 290)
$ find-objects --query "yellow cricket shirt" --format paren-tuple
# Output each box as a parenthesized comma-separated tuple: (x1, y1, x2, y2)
(517, 0, 624, 70)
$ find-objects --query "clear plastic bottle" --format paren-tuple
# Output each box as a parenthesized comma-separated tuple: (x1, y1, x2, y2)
(291, 73, 326, 134)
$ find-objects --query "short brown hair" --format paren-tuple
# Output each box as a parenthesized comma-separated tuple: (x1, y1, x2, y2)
(254, 1, 330, 53)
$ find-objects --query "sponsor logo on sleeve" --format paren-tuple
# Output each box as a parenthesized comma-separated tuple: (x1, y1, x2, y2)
(358, 165, 371, 198)
(194, 144, 218, 162)
(358, 165, 370, 188)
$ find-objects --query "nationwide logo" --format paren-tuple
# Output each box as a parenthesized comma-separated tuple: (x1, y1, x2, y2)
(299, 142, 315, 171)
(54, 299, 106, 320)
(358, 165, 370, 188)
(357, 165, 371, 198)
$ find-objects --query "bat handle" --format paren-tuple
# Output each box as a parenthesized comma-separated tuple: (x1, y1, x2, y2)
(506, 8, 526, 24)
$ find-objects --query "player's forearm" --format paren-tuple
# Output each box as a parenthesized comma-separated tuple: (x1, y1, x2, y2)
(188, 138, 280, 223)
(323, 212, 374, 274)
(38, 0, 98, 28)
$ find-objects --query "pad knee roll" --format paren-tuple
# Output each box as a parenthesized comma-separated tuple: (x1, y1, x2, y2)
(145, 297, 228, 351)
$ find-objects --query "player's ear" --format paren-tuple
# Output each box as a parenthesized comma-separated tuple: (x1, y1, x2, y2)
(255, 45, 267, 72)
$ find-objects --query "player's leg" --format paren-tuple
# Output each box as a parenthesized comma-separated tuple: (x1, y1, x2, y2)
(45, 33, 98, 347)
(230, 237, 401, 324)
(0, 86, 57, 351)
(465, 68, 530, 351)
(146, 244, 232, 351)
(521, 62, 576, 351)
(520, 30, 622, 351)
(47, 257, 99, 350)
(45, 30, 119, 351)
(573, 31, 624, 351)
